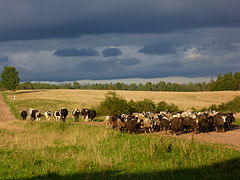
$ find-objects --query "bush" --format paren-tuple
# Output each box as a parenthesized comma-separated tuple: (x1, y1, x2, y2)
(97, 91, 130, 115)
(97, 92, 181, 115)
(156, 101, 180, 112)
(132, 99, 156, 113)
(206, 96, 240, 112)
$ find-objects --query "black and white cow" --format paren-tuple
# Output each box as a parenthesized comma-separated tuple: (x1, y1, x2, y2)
(44, 111, 52, 121)
(29, 109, 41, 121)
(81, 108, 89, 121)
(81, 108, 96, 121)
(72, 109, 81, 122)
(53, 110, 61, 122)
(20, 110, 28, 120)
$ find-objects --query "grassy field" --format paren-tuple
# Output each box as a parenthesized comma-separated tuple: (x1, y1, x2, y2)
(7, 89, 240, 113)
(1, 90, 240, 179)
(0, 121, 240, 179)
(0, 90, 240, 180)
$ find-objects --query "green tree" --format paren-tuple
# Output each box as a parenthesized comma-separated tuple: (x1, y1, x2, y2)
(98, 91, 130, 115)
(1, 66, 20, 90)
(134, 99, 156, 112)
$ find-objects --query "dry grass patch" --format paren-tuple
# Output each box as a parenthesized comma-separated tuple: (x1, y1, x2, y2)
(11, 89, 240, 110)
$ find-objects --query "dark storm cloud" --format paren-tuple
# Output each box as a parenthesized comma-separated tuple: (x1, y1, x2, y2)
(139, 42, 176, 55)
(53, 48, 99, 57)
(102, 48, 122, 57)
(0, 0, 240, 41)
(77, 57, 140, 71)
(118, 58, 141, 66)
(0, 57, 9, 72)
(0, 57, 8, 64)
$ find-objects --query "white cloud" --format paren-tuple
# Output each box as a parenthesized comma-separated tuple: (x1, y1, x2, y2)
(185, 47, 202, 59)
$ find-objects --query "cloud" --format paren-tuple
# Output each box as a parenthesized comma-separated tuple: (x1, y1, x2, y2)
(118, 58, 141, 66)
(185, 48, 202, 59)
(102, 48, 122, 57)
(0, 57, 9, 71)
(0, 0, 239, 41)
(139, 42, 176, 55)
(1, 27, 240, 81)
(0, 56, 8, 64)
(53, 48, 99, 57)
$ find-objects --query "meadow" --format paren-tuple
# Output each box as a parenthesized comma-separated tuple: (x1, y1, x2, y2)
(1, 89, 240, 179)
(0, 121, 240, 179)
(9, 89, 240, 113)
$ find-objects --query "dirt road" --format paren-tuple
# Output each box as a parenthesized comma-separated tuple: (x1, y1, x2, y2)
(0, 93, 16, 122)
(167, 127, 240, 151)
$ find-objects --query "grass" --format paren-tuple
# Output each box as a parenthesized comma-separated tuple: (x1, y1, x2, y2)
(1, 90, 240, 179)
(0, 121, 239, 179)
(10, 89, 240, 110)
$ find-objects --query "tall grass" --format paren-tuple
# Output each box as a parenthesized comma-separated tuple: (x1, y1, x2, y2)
(0, 122, 239, 179)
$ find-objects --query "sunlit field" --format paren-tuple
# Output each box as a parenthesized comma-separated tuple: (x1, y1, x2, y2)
(10, 89, 240, 111)
(1, 90, 240, 179)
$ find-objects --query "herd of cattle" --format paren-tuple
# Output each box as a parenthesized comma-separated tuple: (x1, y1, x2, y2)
(20, 108, 96, 122)
(105, 110, 236, 134)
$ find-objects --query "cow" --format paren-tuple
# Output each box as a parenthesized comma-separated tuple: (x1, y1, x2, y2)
(81, 108, 89, 121)
(105, 115, 119, 129)
(197, 113, 210, 133)
(59, 108, 68, 122)
(126, 117, 141, 134)
(88, 110, 96, 121)
(20, 111, 28, 120)
(29, 108, 41, 121)
(53, 110, 61, 122)
(117, 118, 127, 133)
(141, 117, 153, 133)
(170, 117, 183, 135)
(181, 116, 198, 134)
(159, 115, 170, 132)
(44, 111, 52, 121)
(81, 108, 96, 121)
(212, 113, 227, 132)
(225, 113, 235, 130)
(72, 109, 81, 122)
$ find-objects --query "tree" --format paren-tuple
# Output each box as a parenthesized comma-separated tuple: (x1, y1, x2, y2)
(1, 66, 20, 90)
(98, 91, 130, 115)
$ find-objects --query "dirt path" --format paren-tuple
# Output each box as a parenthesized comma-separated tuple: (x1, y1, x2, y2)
(0, 93, 16, 122)
(163, 127, 240, 151)
(83, 121, 240, 151)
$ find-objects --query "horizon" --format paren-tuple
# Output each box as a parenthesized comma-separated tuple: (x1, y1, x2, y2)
(29, 76, 214, 85)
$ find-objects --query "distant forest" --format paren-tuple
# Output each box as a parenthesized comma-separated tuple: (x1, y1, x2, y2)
(1, 72, 240, 92)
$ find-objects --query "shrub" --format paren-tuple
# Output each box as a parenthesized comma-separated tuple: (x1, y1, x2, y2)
(97, 92, 181, 115)
(206, 96, 240, 112)
(132, 99, 156, 112)
(156, 101, 180, 112)
(97, 91, 130, 115)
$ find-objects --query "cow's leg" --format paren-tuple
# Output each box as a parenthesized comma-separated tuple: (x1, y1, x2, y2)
(85, 115, 89, 122)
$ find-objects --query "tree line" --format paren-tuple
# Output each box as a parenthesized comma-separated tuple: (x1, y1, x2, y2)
(1, 66, 240, 91)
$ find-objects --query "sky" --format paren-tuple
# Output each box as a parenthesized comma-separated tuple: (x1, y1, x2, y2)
(0, 0, 240, 83)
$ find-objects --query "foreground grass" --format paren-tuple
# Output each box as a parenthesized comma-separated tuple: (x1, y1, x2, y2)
(0, 121, 240, 180)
